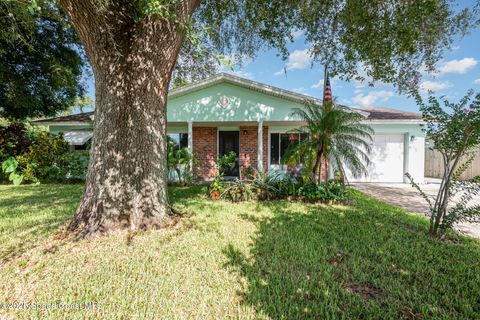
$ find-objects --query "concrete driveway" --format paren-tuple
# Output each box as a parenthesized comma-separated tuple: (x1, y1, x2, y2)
(351, 179, 480, 239)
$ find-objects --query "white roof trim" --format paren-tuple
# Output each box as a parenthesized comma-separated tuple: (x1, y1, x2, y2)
(32, 121, 93, 126)
(169, 72, 325, 105)
(63, 131, 93, 145)
(364, 119, 425, 124)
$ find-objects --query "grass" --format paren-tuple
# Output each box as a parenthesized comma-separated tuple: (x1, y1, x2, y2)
(0, 184, 479, 319)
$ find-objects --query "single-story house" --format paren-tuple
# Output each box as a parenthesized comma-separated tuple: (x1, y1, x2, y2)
(33, 73, 425, 183)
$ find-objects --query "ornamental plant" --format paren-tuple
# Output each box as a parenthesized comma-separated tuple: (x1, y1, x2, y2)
(217, 151, 237, 175)
(407, 90, 480, 236)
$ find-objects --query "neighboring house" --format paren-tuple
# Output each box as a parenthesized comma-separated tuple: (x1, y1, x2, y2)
(32, 73, 425, 183)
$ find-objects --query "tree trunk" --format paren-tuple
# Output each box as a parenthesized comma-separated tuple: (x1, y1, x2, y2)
(429, 152, 462, 236)
(60, 0, 200, 237)
(312, 146, 323, 184)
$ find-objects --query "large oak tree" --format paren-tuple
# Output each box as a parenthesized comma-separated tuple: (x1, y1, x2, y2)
(55, 0, 473, 237)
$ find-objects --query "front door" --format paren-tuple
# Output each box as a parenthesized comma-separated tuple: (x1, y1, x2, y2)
(218, 131, 240, 177)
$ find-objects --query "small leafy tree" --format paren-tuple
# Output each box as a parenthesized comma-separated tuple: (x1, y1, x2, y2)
(166, 137, 193, 185)
(283, 102, 374, 184)
(407, 90, 480, 236)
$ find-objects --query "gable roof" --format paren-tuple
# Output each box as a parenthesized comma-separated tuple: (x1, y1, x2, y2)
(353, 107, 422, 121)
(169, 72, 324, 105)
(32, 111, 94, 126)
(32, 73, 422, 125)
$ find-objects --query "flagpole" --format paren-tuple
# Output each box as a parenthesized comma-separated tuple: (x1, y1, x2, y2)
(323, 64, 328, 105)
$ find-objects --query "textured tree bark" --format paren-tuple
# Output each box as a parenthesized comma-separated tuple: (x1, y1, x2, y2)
(59, 0, 200, 237)
(312, 147, 323, 184)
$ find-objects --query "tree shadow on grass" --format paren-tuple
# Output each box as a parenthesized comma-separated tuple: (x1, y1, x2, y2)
(0, 185, 210, 262)
(223, 199, 480, 319)
(0, 184, 83, 261)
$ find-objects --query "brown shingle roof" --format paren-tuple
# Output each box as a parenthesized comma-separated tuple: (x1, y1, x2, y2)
(33, 107, 422, 125)
(32, 111, 94, 124)
(353, 107, 422, 120)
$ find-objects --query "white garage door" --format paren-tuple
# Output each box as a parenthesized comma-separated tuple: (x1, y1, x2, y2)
(347, 134, 404, 183)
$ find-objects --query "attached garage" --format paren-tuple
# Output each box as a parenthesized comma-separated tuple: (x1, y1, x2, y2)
(348, 134, 405, 183)
(345, 107, 426, 184)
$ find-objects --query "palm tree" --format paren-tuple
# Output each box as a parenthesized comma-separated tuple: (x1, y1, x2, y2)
(282, 102, 374, 184)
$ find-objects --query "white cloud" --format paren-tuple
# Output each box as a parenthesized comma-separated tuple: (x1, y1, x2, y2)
(420, 80, 452, 92)
(292, 87, 307, 94)
(451, 45, 460, 52)
(311, 76, 340, 89)
(352, 64, 391, 88)
(473, 79, 480, 85)
(438, 58, 478, 75)
(226, 70, 254, 79)
(311, 79, 324, 89)
(274, 49, 312, 75)
(351, 90, 395, 107)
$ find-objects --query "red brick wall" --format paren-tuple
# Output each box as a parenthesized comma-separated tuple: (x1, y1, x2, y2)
(191, 126, 327, 181)
(239, 126, 257, 177)
(192, 127, 217, 180)
(238, 126, 269, 178)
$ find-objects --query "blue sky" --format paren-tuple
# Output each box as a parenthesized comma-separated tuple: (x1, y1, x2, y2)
(224, 28, 480, 113)
(84, 2, 480, 114)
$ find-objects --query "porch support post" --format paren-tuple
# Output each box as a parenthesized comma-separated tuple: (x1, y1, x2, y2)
(328, 156, 334, 180)
(258, 121, 263, 172)
(403, 132, 410, 183)
(188, 121, 193, 172)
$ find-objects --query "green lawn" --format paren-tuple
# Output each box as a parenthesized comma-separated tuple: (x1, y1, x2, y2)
(0, 184, 479, 319)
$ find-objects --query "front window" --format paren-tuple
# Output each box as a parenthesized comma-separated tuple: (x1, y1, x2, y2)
(168, 133, 188, 150)
(270, 133, 308, 165)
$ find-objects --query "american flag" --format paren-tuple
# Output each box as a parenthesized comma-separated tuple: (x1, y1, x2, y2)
(323, 76, 332, 103)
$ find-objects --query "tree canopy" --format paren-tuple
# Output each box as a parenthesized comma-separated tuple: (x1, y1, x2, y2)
(0, 0, 219, 120)
(2, 0, 476, 121)
(0, 0, 85, 120)
(194, 0, 473, 90)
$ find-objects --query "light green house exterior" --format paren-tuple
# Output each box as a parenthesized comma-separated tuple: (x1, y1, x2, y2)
(34, 73, 426, 183)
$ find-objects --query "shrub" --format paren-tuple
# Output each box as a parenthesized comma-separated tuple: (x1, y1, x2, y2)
(167, 137, 195, 185)
(251, 171, 281, 200)
(0, 122, 32, 161)
(51, 151, 90, 181)
(27, 131, 69, 171)
(1, 130, 90, 184)
(207, 167, 350, 204)
(242, 166, 256, 179)
(208, 173, 225, 200)
(275, 176, 303, 197)
(1, 157, 24, 185)
(221, 179, 254, 202)
(13, 132, 69, 182)
(217, 151, 237, 175)
(296, 181, 348, 203)
(15, 155, 39, 184)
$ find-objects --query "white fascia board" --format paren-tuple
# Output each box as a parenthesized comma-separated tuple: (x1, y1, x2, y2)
(31, 121, 93, 126)
(363, 119, 425, 125)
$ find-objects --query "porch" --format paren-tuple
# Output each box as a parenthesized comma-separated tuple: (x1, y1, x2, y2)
(167, 121, 310, 180)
